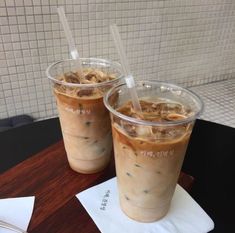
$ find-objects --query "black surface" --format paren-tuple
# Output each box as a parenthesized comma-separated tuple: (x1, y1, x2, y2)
(183, 120, 235, 233)
(0, 117, 62, 173)
(0, 118, 234, 233)
(0, 126, 12, 132)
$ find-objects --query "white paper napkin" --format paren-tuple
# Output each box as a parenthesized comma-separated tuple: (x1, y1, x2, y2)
(76, 178, 214, 233)
(0, 196, 35, 233)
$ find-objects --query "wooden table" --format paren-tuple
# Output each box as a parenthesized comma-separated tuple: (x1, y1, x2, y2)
(0, 140, 194, 233)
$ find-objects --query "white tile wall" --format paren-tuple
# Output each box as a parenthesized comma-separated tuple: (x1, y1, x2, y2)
(0, 0, 235, 123)
(191, 79, 235, 128)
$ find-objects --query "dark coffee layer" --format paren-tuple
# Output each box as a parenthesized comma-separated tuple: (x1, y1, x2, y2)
(113, 100, 193, 142)
(54, 68, 116, 99)
(117, 100, 191, 123)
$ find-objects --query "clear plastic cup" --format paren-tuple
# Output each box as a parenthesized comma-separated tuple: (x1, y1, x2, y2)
(46, 58, 123, 174)
(104, 81, 203, 222)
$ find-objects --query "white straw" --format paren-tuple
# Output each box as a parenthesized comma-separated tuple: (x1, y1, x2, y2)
(110, 24, 142, 112)
(57, 7, 83, 76)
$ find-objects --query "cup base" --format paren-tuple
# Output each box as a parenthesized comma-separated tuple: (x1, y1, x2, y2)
(67, 155, 111, 174)
(120, 198, 170, 223)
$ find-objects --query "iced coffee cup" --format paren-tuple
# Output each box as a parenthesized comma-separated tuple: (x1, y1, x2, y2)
(104, 81, 203, 222)
(46, 58, 122, 174)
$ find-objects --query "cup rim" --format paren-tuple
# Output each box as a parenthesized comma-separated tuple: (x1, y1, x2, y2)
(103, 80, 204, 127)
(46, 57, 124, 88)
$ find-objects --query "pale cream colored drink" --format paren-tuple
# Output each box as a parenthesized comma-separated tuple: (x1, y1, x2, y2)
(47, 58, 122, 174)
(104, 81, 203, 222)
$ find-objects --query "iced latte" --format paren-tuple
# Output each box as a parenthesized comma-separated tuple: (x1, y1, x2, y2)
(104, 81, 203, 222)
(47, 58, 122, 174)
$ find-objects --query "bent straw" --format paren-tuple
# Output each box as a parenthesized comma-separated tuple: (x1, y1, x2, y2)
(110, 24, 142, 112)
(57, 7, 84, 77)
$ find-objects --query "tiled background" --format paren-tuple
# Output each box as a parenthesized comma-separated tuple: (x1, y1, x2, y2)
(0, 0, 235, 127)
(190, 79, 235, 127)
